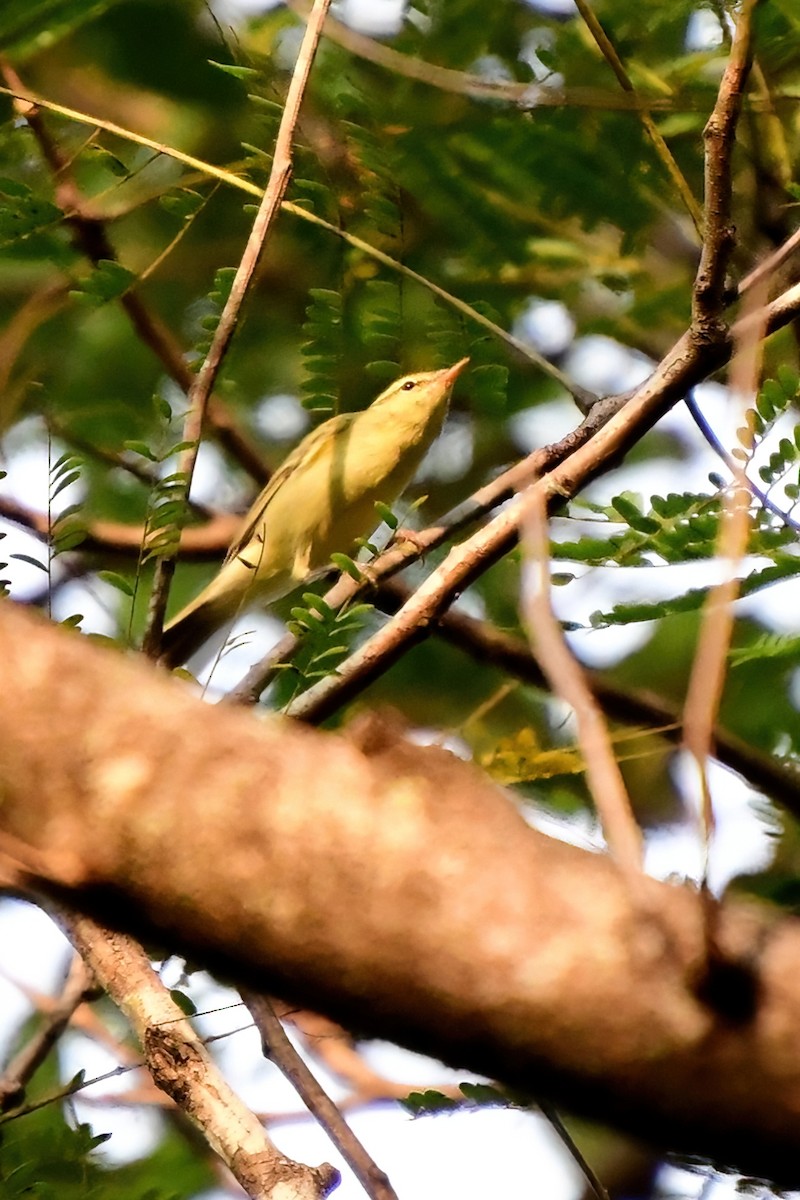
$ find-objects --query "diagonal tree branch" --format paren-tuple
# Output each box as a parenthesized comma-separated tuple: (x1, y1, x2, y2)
(62, 910, 338, 1200)
(1, 602, 800, 1180)
(142, 0, 333, 656)
(244, 993, 399, 1200)
(283, 271, 800, 725)
(691, 0, 758, 339)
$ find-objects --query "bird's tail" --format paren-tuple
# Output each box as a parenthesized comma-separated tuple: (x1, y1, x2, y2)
(159, 591, 237, 670)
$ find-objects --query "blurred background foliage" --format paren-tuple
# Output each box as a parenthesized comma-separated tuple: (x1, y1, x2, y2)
(1, 0, 800, 1189)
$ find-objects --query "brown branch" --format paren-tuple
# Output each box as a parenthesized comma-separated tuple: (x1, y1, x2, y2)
(0, 494, 239, 560)
(62, 911, 338, 1200)
(142, 0, 333, 656)
(284, 0, 700, 114)
(0, 603, 799, 1178)
(0, 954, 95, 1112)
(223, 444, 552, 704)
(683, 284, 767, 974)
(283, 276, 800, 726)
(520, 488, 643, 873)
(692, 0, 757, 338)
(244, 993, 398, 1200)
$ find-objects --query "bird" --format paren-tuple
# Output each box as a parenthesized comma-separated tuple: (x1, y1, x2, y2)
(159, 358, 469, 668)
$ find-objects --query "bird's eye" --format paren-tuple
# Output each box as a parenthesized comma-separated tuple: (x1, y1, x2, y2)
(401, 380, 417, 391)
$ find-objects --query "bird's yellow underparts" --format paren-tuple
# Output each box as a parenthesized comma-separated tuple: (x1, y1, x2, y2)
(159, 358, 469, 669)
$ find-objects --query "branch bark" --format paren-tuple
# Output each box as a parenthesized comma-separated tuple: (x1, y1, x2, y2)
(2, 604, 800, 1180)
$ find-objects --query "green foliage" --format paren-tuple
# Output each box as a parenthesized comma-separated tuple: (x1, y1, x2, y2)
(361, 279, 402, 384)
(402, 1081, 512, 1116)
(192, 266, 237, 366)
(70, 260, 136, 306)
(0, 1103, 212, 1199)
(301, 287, 343, 415)
(0, 177, 63, 248)
(277, 591, 374, 694)
(0, 0, 123, 57)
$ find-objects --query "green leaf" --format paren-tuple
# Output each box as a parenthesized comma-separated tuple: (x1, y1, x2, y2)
(0, 179, 61, 244)
(610, 494, 660, 533)
(71, 259, 136, 305)
(401, 1089, 459, 1116)
(52, 525, 87, 552)
(169, 988, 198, 1016)
(50, 468, 81, 500)
(10, 552, 47, 572)
(376, 501, 400, 530)
(459, 1082, 509, 1107)
(159, 189, 205, 220)
(777, 364, 799, 398)
(208, 59, 259, 80)
(97, 570, 135, 596)
(329, 552, 362, 581)
(301, 592, 332, 617)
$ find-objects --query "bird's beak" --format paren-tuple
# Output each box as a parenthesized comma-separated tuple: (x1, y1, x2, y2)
(441, 357, 470, 386)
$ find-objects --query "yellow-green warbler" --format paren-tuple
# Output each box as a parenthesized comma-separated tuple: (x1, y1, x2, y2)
(159, 358, 469, 667)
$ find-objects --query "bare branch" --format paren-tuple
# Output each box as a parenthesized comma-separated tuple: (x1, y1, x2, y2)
(520, 487, 643, 872)
(245, 994, 398, 1200)
(63, 911, 338, 1200)
(683, 285, 767, 895)
(142, 0, 333, 655)
(0, 954, 95, 1112)
(692, 0, 757, 338)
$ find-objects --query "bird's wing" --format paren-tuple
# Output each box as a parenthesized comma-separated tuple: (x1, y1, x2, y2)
(223, 412, 355, 565)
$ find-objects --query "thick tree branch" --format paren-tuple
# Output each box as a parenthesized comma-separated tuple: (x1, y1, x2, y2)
(2, 604, 800, 1178)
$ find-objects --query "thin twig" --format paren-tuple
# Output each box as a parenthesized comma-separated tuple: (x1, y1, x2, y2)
(142, 0, 333, 657)
(0, 954, 96, 1112)
(62, 912, 339, 1199)
(375, 578, 800, 814)
(573, 0, 702, 235)
(538, 1101, 611, 1200)
(691, 0, 757, 338)
(0, 493, 239, 559)
(520, 487, 643, 872)
(284, 0, 701, 113)
(683, 283, 767, 887)
(0, 80, 595, 412)
(683, 391, 800, 536)
(0, 59, 267, 486)
(244, 992, 399, 1200)
(739, 224, 800, 296)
